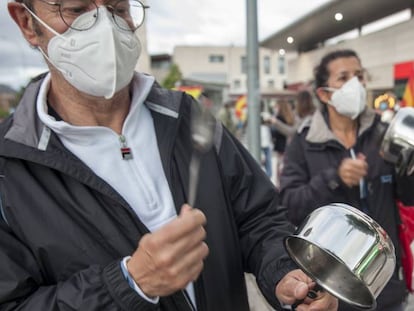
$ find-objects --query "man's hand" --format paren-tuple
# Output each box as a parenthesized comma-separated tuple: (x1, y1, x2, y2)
(338, 154, 367, 187)
(126, 204, 209, 297)
(276, 269, 338, 311)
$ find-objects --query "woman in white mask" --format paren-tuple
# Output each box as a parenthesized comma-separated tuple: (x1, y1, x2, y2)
(280, 49, 414, 311)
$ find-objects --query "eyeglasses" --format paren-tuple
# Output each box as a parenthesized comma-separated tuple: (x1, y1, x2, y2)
(37, 0, 149, 31)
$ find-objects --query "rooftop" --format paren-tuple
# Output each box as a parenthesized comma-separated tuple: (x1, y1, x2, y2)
(261, 0, 414, 52)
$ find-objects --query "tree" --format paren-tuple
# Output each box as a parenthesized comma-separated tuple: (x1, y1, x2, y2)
(11, 86, 25, 109)
(0, 107, 9, 119)
(162, 64, 182, 89)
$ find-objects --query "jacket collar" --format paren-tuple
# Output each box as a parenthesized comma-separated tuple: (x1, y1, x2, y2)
(306, 106, 377, 144)
(4, 72, 183, 151)
(4, 74, 45, 149)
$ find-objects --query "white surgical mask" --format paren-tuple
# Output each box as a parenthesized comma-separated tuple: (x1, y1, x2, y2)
(324, 76, 367, 120)
(24, 6, 141, 99)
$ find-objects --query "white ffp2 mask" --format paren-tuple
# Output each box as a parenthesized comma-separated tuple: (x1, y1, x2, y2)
(325, 77, 367, 120)
(26, 6, 141, 99)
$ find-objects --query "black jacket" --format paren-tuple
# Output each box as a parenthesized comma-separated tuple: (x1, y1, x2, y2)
(280, 107, 414, 310)
(271, 115, 288, 153)
(0, 74, 296, 311)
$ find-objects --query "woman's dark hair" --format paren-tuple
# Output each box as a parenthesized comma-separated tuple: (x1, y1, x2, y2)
(313, 49, 361, 89)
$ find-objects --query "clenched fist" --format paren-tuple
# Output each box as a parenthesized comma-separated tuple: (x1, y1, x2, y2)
(126, 204, 209, 297)
(276, 269, 338, 311)
(338, 153, 367, 187)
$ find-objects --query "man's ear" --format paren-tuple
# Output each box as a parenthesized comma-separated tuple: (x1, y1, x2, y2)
(316, 87, 330, 105)
(8, 2, 39, 47)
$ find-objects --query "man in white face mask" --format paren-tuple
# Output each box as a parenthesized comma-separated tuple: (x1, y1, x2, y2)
(280, 49, 414, 311)
(0, 1, 339, 311)
(18, 0, 142, 100)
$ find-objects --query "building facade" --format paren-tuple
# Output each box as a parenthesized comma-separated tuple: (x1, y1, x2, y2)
(148, 2, 414, 113)
(172, 45, 295, 108)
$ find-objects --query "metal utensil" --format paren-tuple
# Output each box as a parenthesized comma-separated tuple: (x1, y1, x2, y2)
(285, 203, 396, 310)
(349, 148, 369, 213)
(188, 105, 215, 206)
(292, 284, 323, 310)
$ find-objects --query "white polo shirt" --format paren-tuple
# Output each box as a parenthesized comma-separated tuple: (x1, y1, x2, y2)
(36, 72, 196, 308)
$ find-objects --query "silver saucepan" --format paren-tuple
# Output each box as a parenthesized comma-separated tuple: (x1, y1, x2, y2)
(381, 107, 414, 175)
(285, 203, 396, 310)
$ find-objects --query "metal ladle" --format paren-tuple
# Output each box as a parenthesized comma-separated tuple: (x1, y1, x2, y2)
(188, 105, 215, 207)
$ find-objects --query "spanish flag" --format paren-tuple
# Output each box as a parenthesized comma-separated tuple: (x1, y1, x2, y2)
(174, 86, 203, 99)
(235, 95, 247, 121)
(401, 71, 414, 107)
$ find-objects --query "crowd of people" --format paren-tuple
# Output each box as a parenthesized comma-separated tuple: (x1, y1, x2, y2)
(1, 1, 413, 310)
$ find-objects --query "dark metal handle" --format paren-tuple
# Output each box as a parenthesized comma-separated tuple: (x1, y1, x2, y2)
(291, 284, 323, 310)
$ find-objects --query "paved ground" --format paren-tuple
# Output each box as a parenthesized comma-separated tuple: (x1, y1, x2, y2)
(406, 294, 414, 311)
(246, 274, 274, 311)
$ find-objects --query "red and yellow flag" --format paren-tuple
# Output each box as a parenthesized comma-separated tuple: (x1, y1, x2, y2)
(174, 86, 203, 99)
(235, 95, 247, 121)
(401, 71, 414, 107)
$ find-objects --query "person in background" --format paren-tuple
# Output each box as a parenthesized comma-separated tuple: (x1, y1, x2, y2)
(280, 49, 414, 311)
(373, 92, 398, 124)
(270, 91, 316, 140)
(295, 89, 316, 129)
(260, 112, 273, 178)
(217, 100, 237, 135)
(271, 100, 295, 184)
(0, 1, 338, 310)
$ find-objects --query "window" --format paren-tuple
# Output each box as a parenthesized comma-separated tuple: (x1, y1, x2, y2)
(267, 80, 274, 88)
(209, 54, 224, 63)
(241, 56, 247, 74)
(278, 55, 285, 74)
(233, 79, 241, 89)
(151, 60, 171, 70)
(263, 56, 271, 74)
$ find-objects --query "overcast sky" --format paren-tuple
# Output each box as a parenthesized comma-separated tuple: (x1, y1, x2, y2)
(1, 0, 330, 90)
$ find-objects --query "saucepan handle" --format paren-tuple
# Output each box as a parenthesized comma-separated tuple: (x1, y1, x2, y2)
(291, 284, 323, 310)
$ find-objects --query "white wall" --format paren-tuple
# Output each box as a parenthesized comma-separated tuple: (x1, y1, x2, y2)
(173, 45, 286, 96)
(286, 17, 414, 91)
